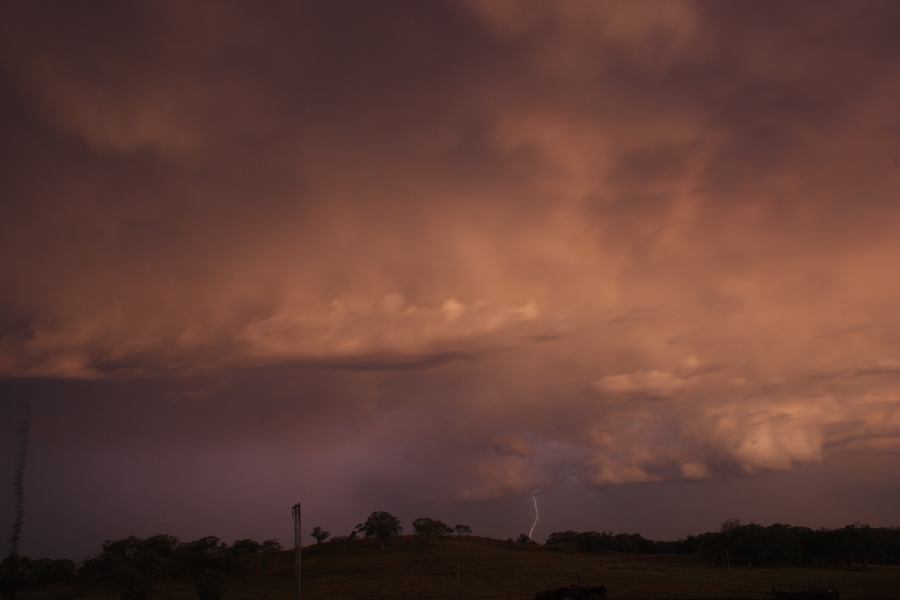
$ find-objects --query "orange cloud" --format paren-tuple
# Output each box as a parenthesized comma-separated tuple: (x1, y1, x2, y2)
(1, 0, 899, 505)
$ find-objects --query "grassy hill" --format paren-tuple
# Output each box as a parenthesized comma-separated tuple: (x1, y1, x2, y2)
(20, 536, 900, 600)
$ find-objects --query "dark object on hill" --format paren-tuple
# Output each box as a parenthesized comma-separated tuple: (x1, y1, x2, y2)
(311, 526, 330, 545)
(534, 584, 607, 599)
(770, 585, 839, 599)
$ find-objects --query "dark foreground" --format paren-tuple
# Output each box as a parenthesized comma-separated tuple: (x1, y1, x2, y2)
(19, 537, 900, 600)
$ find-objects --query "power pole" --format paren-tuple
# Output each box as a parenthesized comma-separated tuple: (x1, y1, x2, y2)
(292, 502, 301, 600)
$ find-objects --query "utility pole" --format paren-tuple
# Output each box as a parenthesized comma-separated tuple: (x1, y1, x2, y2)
(292, 502, 301, 600)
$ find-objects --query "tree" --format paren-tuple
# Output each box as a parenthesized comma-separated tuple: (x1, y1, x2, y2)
(80, 535, 179, 600)
(228, 539, 261, 557)
(176, 536, 226, 576)
(412, 518, 452, 542)
(517, 533, 536, 544)
(0, 554, 29, 600)
(574, 531, 613, 553)
(260, 539, 282, 554)
(721, 518, 741, 533)
(546, 530, 579, 546)
(718, 519, 741, 569)
(223, 539, 266, 577)
(311, 527, 330, 545)
(360, 511, 402, 549)
(453, 524, 472, 537)
(174, 536, 227, 599)
(25, 558, 76, 585)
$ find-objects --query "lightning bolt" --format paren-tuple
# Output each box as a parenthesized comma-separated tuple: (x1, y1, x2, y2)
(528, 489, 541, 539)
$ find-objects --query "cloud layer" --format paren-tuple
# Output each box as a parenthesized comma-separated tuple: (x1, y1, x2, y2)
(2, 1, 900, 529)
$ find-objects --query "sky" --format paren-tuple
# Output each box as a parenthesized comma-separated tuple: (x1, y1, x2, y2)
(2, 1, 900, 560)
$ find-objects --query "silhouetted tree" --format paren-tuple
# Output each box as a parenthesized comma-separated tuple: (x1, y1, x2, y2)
(517, 533, 536, 544)
(81, 535, 179, 600)
(228, 539, 261, 557)
(412, 518, 452, 542)
(224, 538, 267, 576)
(574, 531, 612, 553)
(721, 518, 741, 533)
(26, 558, 75, 585)
(453, 524, 472, 537)
(0, 555, 27, 600)
(260, 539, 282, 553)
(360, 511, 402, 549)
(176, 536, 226, 576)
(1, 554, 77, 599)
(311, 527, 330, 545)
(175, 536, 228, 599)
(546, 530, 579, 546)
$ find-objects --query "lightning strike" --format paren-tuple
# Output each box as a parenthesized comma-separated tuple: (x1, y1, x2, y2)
(529, 489, 541, 539)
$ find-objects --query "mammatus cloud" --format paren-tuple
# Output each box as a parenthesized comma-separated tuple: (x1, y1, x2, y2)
(1, 0, 900, 511)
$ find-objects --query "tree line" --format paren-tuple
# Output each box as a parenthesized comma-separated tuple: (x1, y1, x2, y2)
(544, 520, 900, 567)
(2, 534, 283, 600)
(7, 516, 897, 599)
(0, 511, 472, 600)
(308, 511, 472, 548)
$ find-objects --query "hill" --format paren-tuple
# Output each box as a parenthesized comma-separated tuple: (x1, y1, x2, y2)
(19, 536, 900, 599)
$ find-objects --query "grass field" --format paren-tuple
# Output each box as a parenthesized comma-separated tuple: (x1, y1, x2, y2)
(20, 536, 900, 600)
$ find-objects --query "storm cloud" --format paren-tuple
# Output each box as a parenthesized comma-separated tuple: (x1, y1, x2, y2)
(1, 0, 899, 557)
